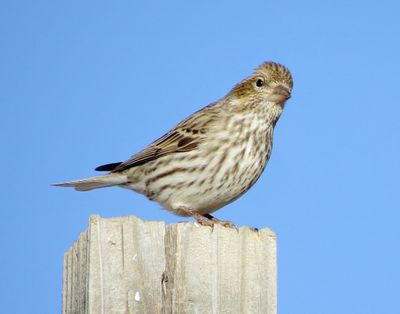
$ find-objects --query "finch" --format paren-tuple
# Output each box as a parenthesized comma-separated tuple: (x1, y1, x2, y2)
(54, 62, 293, 227)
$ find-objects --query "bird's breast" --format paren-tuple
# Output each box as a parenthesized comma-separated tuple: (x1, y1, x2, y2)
(139, 113, 275, 215)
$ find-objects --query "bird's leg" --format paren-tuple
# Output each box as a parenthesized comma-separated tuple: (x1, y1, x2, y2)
(177, 207, 215, 227)
(177, 207, 236, 228)
(203, 214, 236, 229)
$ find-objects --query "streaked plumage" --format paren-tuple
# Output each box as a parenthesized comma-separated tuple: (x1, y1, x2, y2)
(54, 62, 293, 227)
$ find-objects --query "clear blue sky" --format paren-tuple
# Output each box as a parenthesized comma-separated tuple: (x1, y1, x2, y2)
(1, 1, 399, 313)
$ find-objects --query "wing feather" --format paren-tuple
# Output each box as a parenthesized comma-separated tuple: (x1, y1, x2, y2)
(111, 130, 199, 172)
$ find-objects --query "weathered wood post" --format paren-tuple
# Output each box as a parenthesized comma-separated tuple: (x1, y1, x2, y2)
(63, 215, 277, 314)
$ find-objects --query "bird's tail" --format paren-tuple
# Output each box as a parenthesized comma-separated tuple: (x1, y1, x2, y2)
(52, 173, 127, 191)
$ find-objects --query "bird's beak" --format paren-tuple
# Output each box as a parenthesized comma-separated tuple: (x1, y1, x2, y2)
(273, 85, 291, 101)
(269, 85, 291, 106)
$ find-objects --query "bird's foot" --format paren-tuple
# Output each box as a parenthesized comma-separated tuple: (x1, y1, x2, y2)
(195, 215, 216, 228)
(203, 214, 236, 229)
(177, 207, 235, 228)
(177, 207, 215, 228)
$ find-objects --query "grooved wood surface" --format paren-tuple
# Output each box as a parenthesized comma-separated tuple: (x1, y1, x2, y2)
(63, 215, 276, 314)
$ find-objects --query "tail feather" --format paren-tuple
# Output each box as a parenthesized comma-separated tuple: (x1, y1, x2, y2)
(52, 174, 127, 191)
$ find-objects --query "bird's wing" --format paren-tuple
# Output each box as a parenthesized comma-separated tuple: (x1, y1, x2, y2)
(111, 128, 200, 172)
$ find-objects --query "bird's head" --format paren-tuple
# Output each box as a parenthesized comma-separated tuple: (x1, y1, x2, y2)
(229, 62, 293, 108)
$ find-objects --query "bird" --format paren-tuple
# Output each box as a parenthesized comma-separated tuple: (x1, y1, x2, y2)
(53, 61, 293, 227)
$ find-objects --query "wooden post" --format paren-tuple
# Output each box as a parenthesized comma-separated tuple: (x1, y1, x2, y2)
(63, 215, 277, 314)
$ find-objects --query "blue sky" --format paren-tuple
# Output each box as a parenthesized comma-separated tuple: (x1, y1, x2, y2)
(1, 1, 399, 313)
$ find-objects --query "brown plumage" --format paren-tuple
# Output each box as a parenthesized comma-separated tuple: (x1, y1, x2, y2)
(53, 61, 293, 227)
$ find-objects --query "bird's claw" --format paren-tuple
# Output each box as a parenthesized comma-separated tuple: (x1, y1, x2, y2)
(195, 215, 216, 228)
(203, 214, 237, 229)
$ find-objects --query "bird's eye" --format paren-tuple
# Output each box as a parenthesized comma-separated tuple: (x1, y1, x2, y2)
(256, 79, 264, 87)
